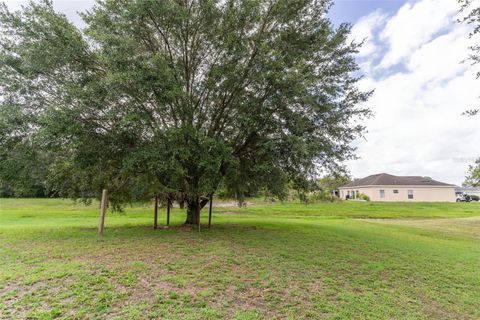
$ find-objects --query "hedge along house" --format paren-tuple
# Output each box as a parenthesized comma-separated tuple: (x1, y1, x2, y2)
(338, 173, 456, 202)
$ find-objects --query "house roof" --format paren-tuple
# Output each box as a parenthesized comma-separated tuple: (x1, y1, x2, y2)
(340, 173, 454, 188)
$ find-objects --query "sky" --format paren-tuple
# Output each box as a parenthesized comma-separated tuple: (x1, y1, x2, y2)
(3, 0, 480, 185)
(331, 0, 480, 186)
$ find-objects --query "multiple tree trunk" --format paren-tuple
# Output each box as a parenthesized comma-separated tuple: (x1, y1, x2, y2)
(103, 190, 213, 235)
(154, 192, 211, 225)
(185, 196, 210, 224)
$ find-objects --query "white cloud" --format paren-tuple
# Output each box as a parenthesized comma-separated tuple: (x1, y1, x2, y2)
(379, 0, 459, 69)
(347, 0, 480, 185)
(348, 10, 388, 58)
(406, 26, 473, 84)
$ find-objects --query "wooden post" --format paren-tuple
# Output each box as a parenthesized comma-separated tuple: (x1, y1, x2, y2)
(208, 194, 213, 228)
(166, 197, 170, 226)
(154, 194, 158, 229)
(98, 189, 108, 236)
(198, 198, 201, 233)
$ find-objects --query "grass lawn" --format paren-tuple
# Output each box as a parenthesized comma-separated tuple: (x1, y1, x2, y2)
(1, 198, 480, 319)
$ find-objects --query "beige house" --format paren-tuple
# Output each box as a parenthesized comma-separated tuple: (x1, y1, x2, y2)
(339, 173, 456, 202)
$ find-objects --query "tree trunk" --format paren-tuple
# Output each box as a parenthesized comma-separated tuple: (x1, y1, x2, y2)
(185, 196, 209, 225)
(185, 197, 199, 224)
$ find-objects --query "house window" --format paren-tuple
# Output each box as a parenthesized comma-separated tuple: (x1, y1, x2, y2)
(393, 190, 399, 194)
(408, 190, 414, 199)
(379, 189, 385, 198)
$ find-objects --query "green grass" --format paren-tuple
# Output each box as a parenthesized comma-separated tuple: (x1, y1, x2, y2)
(1, 198, 480, 319)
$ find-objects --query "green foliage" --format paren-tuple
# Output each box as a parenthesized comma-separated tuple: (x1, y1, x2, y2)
(290, 172, 351, 203)
(459, 0, 480, 115)
(357, 193, 370, 201)
(300, 190, 338, 203)
(464, 158, 480, 187)
(318, 173, 351, 192)
(0, 0, 370, 209)
(0, 102, 51, 197)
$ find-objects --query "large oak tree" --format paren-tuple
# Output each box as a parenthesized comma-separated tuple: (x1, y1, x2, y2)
(0, 0, 370, 224)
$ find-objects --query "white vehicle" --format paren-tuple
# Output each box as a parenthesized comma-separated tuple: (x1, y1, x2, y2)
(455, 193, 471, 202)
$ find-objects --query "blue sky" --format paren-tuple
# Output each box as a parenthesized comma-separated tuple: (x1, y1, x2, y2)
(340, 0, 480, 185)
(328, 0, 406, 25)
(4, 0, 480, 185)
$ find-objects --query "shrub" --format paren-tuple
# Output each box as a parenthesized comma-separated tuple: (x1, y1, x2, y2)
(297, 190, 339, 204)
(358, 193, 370, 201)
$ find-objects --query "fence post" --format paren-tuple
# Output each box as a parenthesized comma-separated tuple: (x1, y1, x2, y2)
(167, 197, 170, 226)
(208, 194, 213, 228)
(154, 194, 158, 229)
(98, 189, 108, 236)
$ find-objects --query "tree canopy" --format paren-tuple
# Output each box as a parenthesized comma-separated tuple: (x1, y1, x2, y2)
(0, 0, 370, 223)
(464, 158, 480, 187)
(318, 173, 351, 192)
(460, 0, 480, 116)
(459, 1, 480, 188)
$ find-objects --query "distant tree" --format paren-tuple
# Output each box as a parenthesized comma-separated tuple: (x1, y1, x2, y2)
(0, 100, 51, 197)
(318, 173, 351, 192)
(464, 158, 480, 187)
(0, 0, 370, 224)
(459, 0, 480, 115)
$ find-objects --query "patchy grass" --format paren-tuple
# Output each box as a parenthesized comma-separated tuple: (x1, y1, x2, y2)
(1, 198, 480, 319)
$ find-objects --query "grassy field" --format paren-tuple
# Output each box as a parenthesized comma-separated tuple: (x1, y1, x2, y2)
(1, 198, 480, 319)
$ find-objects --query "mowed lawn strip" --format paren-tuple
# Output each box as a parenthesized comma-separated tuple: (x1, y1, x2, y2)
(0, 199, 479, 319)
